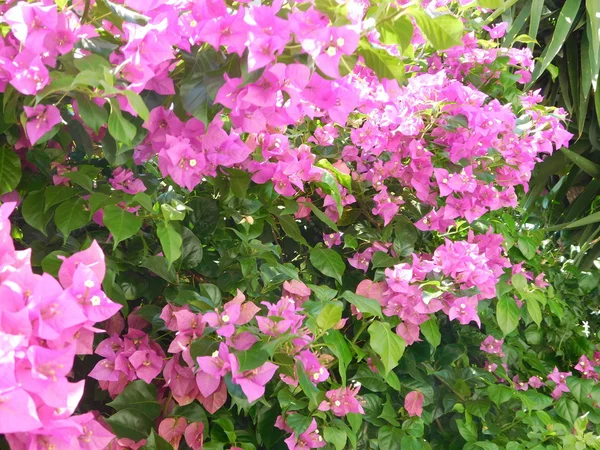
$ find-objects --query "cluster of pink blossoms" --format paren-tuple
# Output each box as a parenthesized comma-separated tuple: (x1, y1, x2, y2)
(1, 0, 573, 240)
(354, 229, 510, 344)
(0, 202, 119, 449)
(0, 2, 96, 95)
(481, 335, 600, 400)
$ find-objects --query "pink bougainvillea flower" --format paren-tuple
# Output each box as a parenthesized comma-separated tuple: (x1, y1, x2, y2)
(480, 335, 504, 356)
(323, 232, 342, 248)
(128, 349, 164, 384)
(230, 355, 278, 403)
(282, 280, 311, 306)
(528, 376, 544, 389)
(574, 355, 598, 381)
(158, 136, 205, 191)
(547, 367, 572, 400)
(202, 301, 241, 337)
(309, 27, 359, 79)
(0, 388, 43, 433)
(184, 422, 204, 450)
(58, 241, 106, 289)
(7, 50, 51, 95)
(228, 290, 261, 325)
(298, 350, 329, 384)
(3, 2, 58, 50)
(284, 418, 326, 450)
(24, 104, 62, 145)
(448, 297, 481, 327)
(196, 379, 227, 414)
(404, 390, 424, 417)
(318, 384, 364, 416)
(73, 412, 116, 450)
(513, 375, 528, 391)
(196, 342, 231, 398)
(158, 417, 187, 450)
(109, 168, 147, 194)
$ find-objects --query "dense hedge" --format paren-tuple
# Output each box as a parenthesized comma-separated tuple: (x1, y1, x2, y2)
(0, 1, 598, 449)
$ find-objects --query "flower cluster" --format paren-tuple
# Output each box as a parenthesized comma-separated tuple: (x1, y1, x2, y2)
(0, 202, 119, 449)
(482, 335, 600, 400)
(353, 229, 510, 344)
(1, 2, 96, 95)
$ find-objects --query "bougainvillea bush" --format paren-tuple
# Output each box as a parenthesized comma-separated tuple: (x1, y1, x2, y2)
(1, 0, 599, 448)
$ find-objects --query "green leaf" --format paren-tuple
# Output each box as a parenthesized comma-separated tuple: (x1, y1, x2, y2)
(279, 215, 309, 247)
(161, 204, 185, 222)
(131, 192, 153, 212)
(45, 186, 76, 212)
(587, 0, 600, 70)
(0, 147, 21, 196)
(359, 42, 405, 83)
(561, 148, 600, 178)
(511, 273, 527, 292)
(157, 221, 182, 266)
(229, 168, 250, 199)
(104, 205, 143, 248)
(307, 202, 339, 231)
(316, 171, 343, 217)
(107, 380, 161, 419)
(524, 292, 542, 326)
(286, 414, 312, 435)
(54, 198, 89, 240)
(567, 377, 594, 403)
(400, 436, 421, 450)
(368, 321, 406, 375)
(478, 0, 503, 7)
(487, 384, 513, 407)
(97, 0, 149, 26)
(317, 303, 343, 330)
(180, 226, 203, 269)
(171, 402, 208, 425)
(140, 431, 174, 450)
(187, 197, 220, 236)
(556, 397, 579, 423)
(411, 9, 464, 50)
(497, 296, 520, 336)
(517, 391, 554, 411)
(180, 73, 209, 126)
(420, 318, 441, 348)
(41, 251, 68, 277)
(456, 419, 477, 443)
(324, 427, 347, 450)
(64, 171, 94, 192)
(529, 0, 582, 84)
(342, 291, 383, 318)
(378, 425, 402, 450)
(466, 399, 491, 419)
(123, 90, 150, 121)
(323, 330, 352, 385)
(517, 236, 537, 259)
(310, 246, 345, 284)
(315, 159, 352, 191)
(75, 93, 108, 132)
(22, 190, 53, 235)
(378, 16, 414, 51)
(296, 361, 321, 406)
(141, 256, 177, 283)
(545, 211, 600, 231)
(108, 99, 137, 145)
(190, 338, 219, 360)
(352, 365, 388, 392)
(235, 345, 270, 372)
(106, 409, 154, 441)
